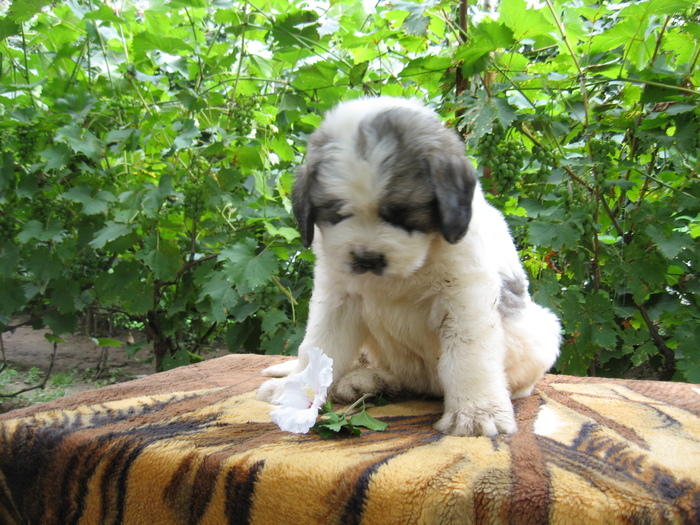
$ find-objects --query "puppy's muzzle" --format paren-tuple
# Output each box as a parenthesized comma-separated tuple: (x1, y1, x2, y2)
(351, 250, 387, 276)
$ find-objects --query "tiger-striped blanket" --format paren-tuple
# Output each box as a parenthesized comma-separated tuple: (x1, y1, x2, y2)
(0, 354, 698, 524)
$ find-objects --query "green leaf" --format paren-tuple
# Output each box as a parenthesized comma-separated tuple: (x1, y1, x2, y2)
(527, 208, 587, 251)
(160, 348, 194, 371)
(625, 0, 694, 18)
(264, 222, 300, 243)
(48, 280, 83, 313)
(233, 147, 264, 172)
(349, 408, 388, 432)
(0, 243, 20, 275)
(55, 124, 104, 160)
(220, 239, 278, 288)
(135, 236, 182, 282)
(39, 144, 72, 171)
(261, 309, 288, 333)
(312, 424, 342, 438)
(0, 278, 27, 316)
(317, 411, 347, 432)
(271, 10, 319, 49)
(230, 298, 261, 323)
(454, 20, 515, 62)
(25, 246, 62, 281)
(200, 273, 239, 323)
(132, 31, 193, 55)
(94, 260, 152, 315)
(348, 62, 368, 87)
(645, 225, 688, 260)
(89, 222, 136, 249)
(0, 18, 20, 41)
(18, 219, 65, 243)
(53, 92, 98, 123)
(292, 61, 338, 91)
(44, 333, 66, 344)
(44, 310, 77, 336)
(62, 185, 116, 215)
(0, 151, 14, 190)
(91, 337, 124, 348)
(269, 136, 296, 163)
(84, 4, 126, 24)
(7, 0, 52, 22)
(500, 0, 555, 41)
(225, 321, 255, 352)
(388, 0, 439, 36)
(172, 119, 200, 151)
(125, 340, 150, 359)
(399, 56, 452, 81)
(460, 95, 516, 145)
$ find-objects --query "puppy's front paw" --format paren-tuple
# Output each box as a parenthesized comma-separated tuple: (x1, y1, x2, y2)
(256, 377, 287, 404)
(329, 368, 399, 404)
(435, 399, 517, 437)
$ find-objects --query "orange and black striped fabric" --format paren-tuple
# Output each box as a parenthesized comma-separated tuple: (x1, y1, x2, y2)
(0, 354, 699, 524)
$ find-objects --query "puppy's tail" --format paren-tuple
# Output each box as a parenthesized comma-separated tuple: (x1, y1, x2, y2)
(261, 359, 298, 378)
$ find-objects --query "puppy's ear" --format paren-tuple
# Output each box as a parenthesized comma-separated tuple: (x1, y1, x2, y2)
(292, 163, 315, 248)
(430, 156, 477, 244)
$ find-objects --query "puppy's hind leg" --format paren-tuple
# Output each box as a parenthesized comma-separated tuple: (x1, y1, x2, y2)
(504, 302, 561, 399)
(329, 367, 402, 404)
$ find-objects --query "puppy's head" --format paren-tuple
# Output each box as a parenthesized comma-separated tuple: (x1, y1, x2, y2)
(293, 97, 477, 279)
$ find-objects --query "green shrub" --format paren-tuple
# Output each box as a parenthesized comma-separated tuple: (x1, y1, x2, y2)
(0, 0, 697, 380)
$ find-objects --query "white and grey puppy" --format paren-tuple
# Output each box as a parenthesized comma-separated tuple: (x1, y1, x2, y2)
(257, 97, 561, 437)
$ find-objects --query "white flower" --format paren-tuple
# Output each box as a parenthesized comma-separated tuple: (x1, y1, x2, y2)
(270, 348, 334, 434)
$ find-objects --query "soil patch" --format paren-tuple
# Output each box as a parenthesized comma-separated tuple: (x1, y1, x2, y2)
(1, 323, 229, 414)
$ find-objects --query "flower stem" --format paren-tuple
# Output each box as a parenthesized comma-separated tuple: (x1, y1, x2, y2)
(341, 393, 375, 417)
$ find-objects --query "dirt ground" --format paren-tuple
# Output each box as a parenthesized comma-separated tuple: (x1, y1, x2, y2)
(0, 323, 229, 414)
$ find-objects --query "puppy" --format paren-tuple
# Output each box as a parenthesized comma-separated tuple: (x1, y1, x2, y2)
(257, 97, 561, 437)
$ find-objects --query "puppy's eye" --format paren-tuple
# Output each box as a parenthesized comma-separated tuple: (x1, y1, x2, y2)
(315, 201, 352, 225)
(326, 211, 352, 225)
(381, 205, 411, 230)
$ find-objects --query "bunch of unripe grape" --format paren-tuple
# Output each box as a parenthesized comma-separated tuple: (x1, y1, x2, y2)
(476, 122, 506, 163)
(525, 145, 557, 184)
(183, 180, 206, 220)
(16, 125, 39, 162)
(230, 96, 258, 138)
(30, 191, 76, 228)
(589, 138, 616, 180)
(0, 208, 19, 243)
(67, 247, 105, 281)
(477, 124, 527, 193)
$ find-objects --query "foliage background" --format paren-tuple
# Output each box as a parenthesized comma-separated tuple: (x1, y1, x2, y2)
(0, 0, 698, 380)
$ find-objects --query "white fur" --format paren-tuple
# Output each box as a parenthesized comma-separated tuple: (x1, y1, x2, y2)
(257, 97, 561, 437)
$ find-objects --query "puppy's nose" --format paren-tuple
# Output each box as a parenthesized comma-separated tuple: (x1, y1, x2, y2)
(351, 251, 387, 275)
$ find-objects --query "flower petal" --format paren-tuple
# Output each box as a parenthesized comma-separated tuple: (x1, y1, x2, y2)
(300, 347, 334, 392)
(270, 405, 319, 434)
(278, 373, 313, 409)
(269, 348, 335, 434)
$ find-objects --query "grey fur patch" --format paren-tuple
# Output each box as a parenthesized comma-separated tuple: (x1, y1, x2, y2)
(292, 130, 341, 246)
(357, 107, 476, 239)
(294, 100, 478, 245)
(498, 274, 528, 317)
